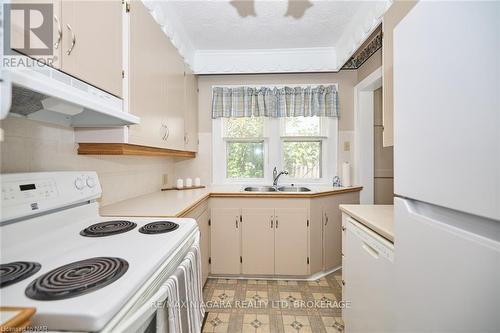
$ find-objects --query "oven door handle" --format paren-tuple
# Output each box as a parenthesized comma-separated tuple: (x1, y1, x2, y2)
(113, 286, 169, 333)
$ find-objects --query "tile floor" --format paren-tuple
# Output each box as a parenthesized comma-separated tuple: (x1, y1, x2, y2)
(202, 270, 344, 333)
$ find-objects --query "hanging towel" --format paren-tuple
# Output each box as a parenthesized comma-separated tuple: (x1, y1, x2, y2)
(178, 245, 205, 333)
(158, 244, 204, 333)
(158, 277, 181, 333)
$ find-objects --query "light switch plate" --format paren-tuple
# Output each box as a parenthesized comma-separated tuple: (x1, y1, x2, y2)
(344, 141, 351, 152)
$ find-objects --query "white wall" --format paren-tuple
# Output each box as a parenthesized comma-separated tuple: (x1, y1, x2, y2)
(0, 116, 175, 206)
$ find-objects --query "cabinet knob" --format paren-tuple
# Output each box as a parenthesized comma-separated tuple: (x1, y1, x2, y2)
(342, 279, 345, 286)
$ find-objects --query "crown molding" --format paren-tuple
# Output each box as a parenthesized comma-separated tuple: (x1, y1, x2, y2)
(142, 0, 196, 70)
(335, 0, 392, 69)
(342, 28, 382, 70)
(142, 0, 393, 74)
(193, 47, 337, 74)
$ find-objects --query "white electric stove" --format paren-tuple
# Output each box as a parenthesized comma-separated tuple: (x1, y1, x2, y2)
(0, 172, 199, 332)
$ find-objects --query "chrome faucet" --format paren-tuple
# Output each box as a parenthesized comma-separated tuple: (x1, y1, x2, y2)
(272, 167, 289, 187)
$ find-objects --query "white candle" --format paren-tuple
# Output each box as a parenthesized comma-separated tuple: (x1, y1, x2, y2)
(194, 177, 201, 187)
(185, 178, 192, 187)
(176, 179, 184, 189)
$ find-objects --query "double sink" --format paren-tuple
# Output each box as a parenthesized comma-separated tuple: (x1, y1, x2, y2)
(243, 186, 311, 193)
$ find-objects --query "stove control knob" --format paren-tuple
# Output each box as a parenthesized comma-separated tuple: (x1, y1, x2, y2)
(86, 177, 96, 188)
(74, 177, 85, 190)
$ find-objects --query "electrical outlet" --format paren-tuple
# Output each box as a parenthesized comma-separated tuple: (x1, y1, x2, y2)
(344, 141, 351, 152)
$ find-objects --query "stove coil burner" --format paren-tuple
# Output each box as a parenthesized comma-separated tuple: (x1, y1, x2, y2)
(80, 220, 137, 237)
(25, 257, 128, 300)
(139, 221, 179, 234)
(0, 261, 41, 288)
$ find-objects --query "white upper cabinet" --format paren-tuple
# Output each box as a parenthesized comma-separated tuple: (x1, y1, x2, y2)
(61, 0, 123, 97)
(9, 0, 123, 96)
(75, 1, 198, 153)
(127, 0, 170, 149)
(183, 65, 199, 152)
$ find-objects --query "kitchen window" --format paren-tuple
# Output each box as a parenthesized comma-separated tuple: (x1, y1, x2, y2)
(213, 116, 337, 184)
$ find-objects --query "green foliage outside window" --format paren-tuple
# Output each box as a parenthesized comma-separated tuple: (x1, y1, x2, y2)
(283, 141, 321, 179)
(226, 142, 264, 178)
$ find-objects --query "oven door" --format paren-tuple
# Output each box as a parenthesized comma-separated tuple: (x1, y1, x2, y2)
(116, 286, 169, 333)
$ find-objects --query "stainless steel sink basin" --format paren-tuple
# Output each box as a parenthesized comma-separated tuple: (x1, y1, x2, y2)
(277, 186, 311, 192)
(243, 186, 277, 192)
(243, 186, 311, 192)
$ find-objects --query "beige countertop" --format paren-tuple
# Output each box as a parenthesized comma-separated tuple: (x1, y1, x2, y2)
(339, 204, 394, 242)
(100, 185, 362, 218)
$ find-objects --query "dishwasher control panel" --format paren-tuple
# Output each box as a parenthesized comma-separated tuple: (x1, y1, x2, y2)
(346, 217, 395, 262)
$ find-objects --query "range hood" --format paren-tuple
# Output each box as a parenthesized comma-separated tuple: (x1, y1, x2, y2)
(3, 54, 139, 127)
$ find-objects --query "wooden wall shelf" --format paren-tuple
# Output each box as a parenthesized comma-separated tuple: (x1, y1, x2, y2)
(77, 143, 196, 158)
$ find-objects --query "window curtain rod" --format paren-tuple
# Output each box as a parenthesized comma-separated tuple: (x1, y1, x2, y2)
(211, 85, 339, 119)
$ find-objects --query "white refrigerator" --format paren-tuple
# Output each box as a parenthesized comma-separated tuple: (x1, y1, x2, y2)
(393, 2, 500, 332)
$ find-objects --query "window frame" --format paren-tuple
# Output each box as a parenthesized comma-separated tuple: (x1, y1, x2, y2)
(212, 84, 338, 186)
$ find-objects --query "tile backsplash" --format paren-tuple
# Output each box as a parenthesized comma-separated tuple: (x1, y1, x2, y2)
(0, 116, 174, 206)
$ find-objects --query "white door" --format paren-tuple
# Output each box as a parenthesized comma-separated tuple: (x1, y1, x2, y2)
(274, 208, 308, 275)
(210, 208, 240, 275)
(393, 1, 500, 220)
(9, 0, 62, 69)
(164, 38, 186, 151)
(323, 204, 342, 271)
(241, 208, 275, 275)
(393, 198, 500, 332)
(183, 65, 198, 152)
(61, 0, 123, 97)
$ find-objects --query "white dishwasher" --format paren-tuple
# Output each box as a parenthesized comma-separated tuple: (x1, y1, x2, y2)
(343, 216, 395, 333)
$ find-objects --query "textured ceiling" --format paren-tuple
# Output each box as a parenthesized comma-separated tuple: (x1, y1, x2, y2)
(170, 1, 364, 50)
(144, 0, 392, 73)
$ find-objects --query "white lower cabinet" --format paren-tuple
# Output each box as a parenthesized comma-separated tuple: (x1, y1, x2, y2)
(274, 208, 309, 275)
(197, 209, 210, 285)
(323, 201, 343, 271)
(241, 208, 275, 275)
(209, 193, 360, 277)
(211, 205, 309, 276)
(210, 208, 241, 275)
(181, 201, 210, 286)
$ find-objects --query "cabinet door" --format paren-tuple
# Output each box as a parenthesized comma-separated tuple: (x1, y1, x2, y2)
(323, 204, 342, 271)
(241, 208, 275, 275)
(274, 208, 308, 275)
(196, 209, 210, 286)
(127, 1, 167, 148)
(61, 0, 123, 97)
(8, 0, 62, 68)
(163, 38, 185, 150)
(210, 208, 240, 275)
(382, 1, 417, 147)
(183, 65, 198, 152)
